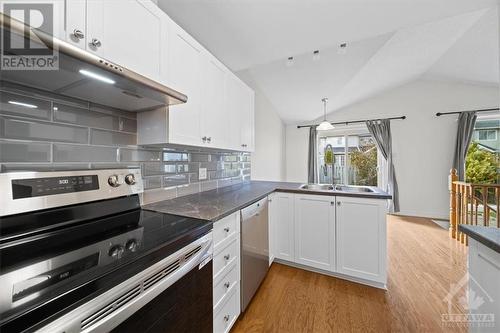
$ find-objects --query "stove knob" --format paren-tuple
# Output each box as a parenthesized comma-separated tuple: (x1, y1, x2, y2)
(108, 175, 120, 187)
(125, 174, 136, 185)
(109, 245, 125, 259)
(125, 239, 138, 252)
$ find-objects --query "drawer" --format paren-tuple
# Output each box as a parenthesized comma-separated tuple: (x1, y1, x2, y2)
(213, 212, 239, 251)
(213, 262, 239, 309)
(214, 285, 240, 333)
(213, 238, 239, 281)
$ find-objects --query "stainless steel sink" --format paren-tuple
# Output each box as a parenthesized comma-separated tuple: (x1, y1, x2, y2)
(300, 184, 334, 191)
(334, 185, 374, 193)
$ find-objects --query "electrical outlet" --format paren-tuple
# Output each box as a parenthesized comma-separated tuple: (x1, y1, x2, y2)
(199, 167, 207, 180)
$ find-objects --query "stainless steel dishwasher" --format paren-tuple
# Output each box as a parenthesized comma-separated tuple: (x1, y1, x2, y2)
(240, 196, 269, 311)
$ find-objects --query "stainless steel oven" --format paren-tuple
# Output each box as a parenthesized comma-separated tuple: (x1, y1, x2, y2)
(0, 169, 213, 333)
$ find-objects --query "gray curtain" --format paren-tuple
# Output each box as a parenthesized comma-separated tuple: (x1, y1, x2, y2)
(307, 127, 318, 183)
(366, 119, 400, 213)
(452, 111, 477, 181)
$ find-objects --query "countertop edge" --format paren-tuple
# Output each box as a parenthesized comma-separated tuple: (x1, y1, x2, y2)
(143, 182, 391, 223)
(458, 225, 500, 254)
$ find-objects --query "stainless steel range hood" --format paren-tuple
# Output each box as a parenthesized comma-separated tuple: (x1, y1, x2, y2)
(0, 13, 187, 111)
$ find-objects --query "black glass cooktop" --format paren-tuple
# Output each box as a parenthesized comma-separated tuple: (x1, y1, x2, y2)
(0, 195, 212, 332)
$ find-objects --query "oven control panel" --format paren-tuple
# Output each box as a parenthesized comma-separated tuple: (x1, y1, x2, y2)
(12, 175, 100, 199)
(1, 168, 144, 217)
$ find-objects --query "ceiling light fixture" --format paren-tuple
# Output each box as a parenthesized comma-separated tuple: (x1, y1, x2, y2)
(286, 56, 294, 67)
(317, 98, 334, 131)
(312, 50, 320, 61)
(8, 101, 38, 108)
(337, 42, 348, 55)
(79, 69, 115, 84)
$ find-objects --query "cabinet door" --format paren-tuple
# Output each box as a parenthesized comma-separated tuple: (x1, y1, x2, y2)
(226, 74, 254, 152)
(65, 0, 86, 48)
(468, 239, 500, 332)
(90, 0, 162, 80)
(269, 192, 295, 262)
(167, 20, 203, 146)
(201, 55, 228, 149)
(336, 197, 387, 283)
(294, 194, 335, 271)
(240, 85, 254, 152)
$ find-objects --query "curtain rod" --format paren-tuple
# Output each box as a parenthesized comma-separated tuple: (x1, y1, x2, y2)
(436, 107, 499, 117)
(296, 116, 406, 129)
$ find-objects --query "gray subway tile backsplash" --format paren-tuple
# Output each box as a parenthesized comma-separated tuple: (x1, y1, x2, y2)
(53, 144, 117, 162)
(90, 129, 136, 146)
(0, 140, 51, 162)
(0, 84, 250, 201)
(0, 90, 52, 120)
(163, 174, 189, 187)
(53, 103, 120, 131)
(119, 148, 161, 162)
(1, 116, 89, 143)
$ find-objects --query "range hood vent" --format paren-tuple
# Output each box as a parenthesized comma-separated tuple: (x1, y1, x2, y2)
(0, 13, 187, 112)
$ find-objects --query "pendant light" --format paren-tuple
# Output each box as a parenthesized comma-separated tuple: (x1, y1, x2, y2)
(317, 97, 334, 131)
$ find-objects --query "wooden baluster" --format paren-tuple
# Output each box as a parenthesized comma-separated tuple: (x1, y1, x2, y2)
(483, 186, 489, 227)
(449, 169, 458, 239)
(495, 186, 500, 228)
(465, 185, 469, 246)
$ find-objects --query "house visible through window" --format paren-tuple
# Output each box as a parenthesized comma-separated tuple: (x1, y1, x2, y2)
(476, 129, 497, 141)
(317, 126, 381, 187)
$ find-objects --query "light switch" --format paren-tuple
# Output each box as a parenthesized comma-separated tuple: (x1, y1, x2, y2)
(199, 167, 207, 180)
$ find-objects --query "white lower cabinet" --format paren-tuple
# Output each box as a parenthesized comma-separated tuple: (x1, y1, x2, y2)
(212, 212, 241, 333)
(269, 192, 388, 288)
(468, 238, 500, 333)
(335, 197, 387, 284)
(294, 194, 335, 271)
(269, 192, 295, 262)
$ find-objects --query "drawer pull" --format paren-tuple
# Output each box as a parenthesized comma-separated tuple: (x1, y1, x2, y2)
(224, 227, 230, 232)
(224, 282, 230, 289)
(224, 254, 230, 260)
(224, 315, 230, 322)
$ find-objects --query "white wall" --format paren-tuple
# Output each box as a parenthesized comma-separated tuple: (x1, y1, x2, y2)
(285, 79, 499, 219)
(238, 71, 286, 181)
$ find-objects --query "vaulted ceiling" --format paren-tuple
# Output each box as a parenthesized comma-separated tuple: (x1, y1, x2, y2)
(158, 0, 499, 123)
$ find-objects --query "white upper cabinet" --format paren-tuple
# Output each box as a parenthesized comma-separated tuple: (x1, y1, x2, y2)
(166, 19, 203, 146)
(200, 55, 229, 149)
(294, 194, 336, 271)
(65, 0, 163, 81)
(65, 0, 87, 48)
(336, 197, 387, 284)
(95, 0, 163, 81)
(226, 73, 255, 152)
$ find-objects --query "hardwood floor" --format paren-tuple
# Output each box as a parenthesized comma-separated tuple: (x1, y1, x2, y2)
(231, 215, 468, 333)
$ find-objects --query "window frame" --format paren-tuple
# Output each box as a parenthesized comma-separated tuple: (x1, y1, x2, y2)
(316, 124, 384, 188)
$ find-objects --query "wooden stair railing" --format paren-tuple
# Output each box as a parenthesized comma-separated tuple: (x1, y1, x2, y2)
(449, 168, 500, 245)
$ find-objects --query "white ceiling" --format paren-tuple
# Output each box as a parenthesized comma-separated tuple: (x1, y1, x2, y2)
(157, 0, 499, 123)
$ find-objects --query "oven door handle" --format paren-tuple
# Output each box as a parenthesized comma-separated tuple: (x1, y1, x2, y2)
(36, 232, 213, 333)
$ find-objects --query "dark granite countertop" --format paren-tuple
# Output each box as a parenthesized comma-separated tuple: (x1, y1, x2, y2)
(142, 181, 391, 222)
(459, 225, 500, 254)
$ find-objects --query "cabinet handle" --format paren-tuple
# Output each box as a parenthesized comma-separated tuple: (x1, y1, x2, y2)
(337, 201, 341, 206)
(224, 282, 230, 289)
(224, 254, 230, 260)
(330, 201, 334, 205)
(224, 227, 230, 232)
(90, 38, 102, 48)
(207, 137, 212, 143)
(73, 29, 84, 39)
(202, 136, 207, 143)
(224, 315, 230, 322)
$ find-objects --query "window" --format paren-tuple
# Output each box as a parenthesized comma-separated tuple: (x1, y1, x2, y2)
(317, 127, 380, 187)
(476, 129, 497, 141)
